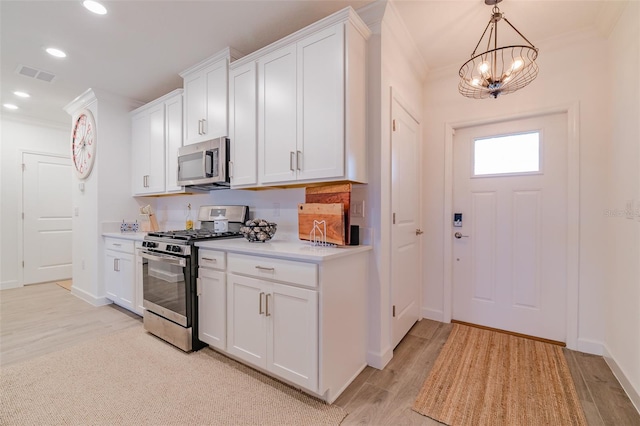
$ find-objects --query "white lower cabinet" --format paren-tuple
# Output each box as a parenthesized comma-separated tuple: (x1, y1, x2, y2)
(198, 266, 227, 350)
(227, 273, 318, 392)
(196, 245, 368, 403)
(104, 240, 135, 312)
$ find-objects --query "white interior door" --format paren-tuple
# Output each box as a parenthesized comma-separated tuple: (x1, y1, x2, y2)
(22, 153, 72, 284)
(391, 96, 421, 348)
(452, 113, 567, 342)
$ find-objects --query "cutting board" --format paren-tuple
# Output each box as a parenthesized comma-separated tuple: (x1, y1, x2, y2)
(305, 183, 351, 244)
(298, 203, 345, 245)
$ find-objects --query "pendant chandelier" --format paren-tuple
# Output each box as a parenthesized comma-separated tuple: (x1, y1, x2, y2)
(459, 0, 539, 99)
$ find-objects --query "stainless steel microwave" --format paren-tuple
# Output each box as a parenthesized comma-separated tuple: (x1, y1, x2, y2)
(177, 137, 230, 190)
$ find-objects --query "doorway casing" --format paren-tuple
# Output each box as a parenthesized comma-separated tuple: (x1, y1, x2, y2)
(442, 102, 582, 351)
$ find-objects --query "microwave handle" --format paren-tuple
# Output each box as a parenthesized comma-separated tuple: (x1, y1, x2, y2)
(204, 151, 214, 178)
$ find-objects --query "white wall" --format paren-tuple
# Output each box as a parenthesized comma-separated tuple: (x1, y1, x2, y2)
(64, 89, 141, 305)
(605, 0, 640, 410)
(0, 117, 69, 289)
(422, 33, 612, 352)
(358, 0, 425, 368)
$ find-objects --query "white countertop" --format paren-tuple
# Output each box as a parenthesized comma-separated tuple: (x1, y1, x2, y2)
(103, 232, 147, 242)
(196, 237, 371, 261)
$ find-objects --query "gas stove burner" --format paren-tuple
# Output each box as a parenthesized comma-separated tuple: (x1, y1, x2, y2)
(146, 229, 242, 242)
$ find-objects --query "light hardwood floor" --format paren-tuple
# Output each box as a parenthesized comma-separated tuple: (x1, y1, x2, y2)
(2, 283, 638, 425)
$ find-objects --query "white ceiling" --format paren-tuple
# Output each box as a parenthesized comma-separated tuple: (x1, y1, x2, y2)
(0, 0, 623, 125)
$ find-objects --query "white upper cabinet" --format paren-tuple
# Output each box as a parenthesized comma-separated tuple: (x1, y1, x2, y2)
(181, 48, 241, 146)
(229, 61, 258, 187)
(132, 103, 165, 195)
(131, 89, 184, 196)
(229, 7, 370, 188)
(164, 94, 183, 193)
(296, 24, 345, 182)
(258, 44, 298, 184)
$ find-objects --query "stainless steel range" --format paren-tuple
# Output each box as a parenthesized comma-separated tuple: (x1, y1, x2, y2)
(140, 205, 248, 351)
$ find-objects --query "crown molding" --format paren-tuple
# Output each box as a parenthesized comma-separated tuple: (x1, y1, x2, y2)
(381, 1, 429, 81)
(595, 0, 628, 38)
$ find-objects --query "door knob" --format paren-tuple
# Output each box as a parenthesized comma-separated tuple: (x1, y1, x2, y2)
(416, 229, 424, 235)
(454, 232, 469, 239)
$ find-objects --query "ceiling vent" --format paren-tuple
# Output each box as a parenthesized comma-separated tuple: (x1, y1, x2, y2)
(16, 65, 56, 83)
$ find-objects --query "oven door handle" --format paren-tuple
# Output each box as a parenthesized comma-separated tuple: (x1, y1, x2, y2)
(140, 251, 186, 267)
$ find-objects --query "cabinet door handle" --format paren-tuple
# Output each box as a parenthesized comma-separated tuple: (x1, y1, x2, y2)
(112, 243, 122, 247)
(229, 160, 234, 178)
(296, 151, 302, 171)
(259, 291, 265, 315)
(255, 265, 275, 272)
(202, 119, 207, 135)
(114, 258, 120, 272)
(196, 278, 202, 296)
(265, 293, 271, 317)
(198, 119, 202, 135)
(201, 257, 217, 262)
(290, 152, 295, 171)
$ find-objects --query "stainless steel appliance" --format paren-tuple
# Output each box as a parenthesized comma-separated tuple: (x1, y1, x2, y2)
(140, 205, 249, 351)
(177, 137, 230, 190)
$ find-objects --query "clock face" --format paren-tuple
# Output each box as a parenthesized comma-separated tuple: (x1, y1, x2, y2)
(71, 110, 96, 179)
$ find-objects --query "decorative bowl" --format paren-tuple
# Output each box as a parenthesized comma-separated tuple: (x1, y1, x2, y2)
(240, 219, 277, 242)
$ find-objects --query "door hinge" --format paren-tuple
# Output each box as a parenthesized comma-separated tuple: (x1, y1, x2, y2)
(392, 119, 396, 131)
(392, 212, 396, 224)
(392, 305, 396, 317)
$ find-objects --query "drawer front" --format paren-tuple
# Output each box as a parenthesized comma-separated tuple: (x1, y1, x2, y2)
(199, 249, 226, 270)
(104, 238, 134, 254)
(227, 253, 317, 288)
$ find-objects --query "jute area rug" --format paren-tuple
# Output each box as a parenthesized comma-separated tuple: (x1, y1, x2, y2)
(0, 326, 346, 425)
(412, 324, 587, 426)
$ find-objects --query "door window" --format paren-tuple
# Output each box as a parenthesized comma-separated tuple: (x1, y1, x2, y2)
(473, 131, 540, 176)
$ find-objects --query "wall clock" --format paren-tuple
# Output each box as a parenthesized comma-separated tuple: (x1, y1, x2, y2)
(71, 109, 97, 179)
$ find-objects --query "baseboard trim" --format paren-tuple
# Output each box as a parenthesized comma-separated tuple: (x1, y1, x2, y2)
(603, 345, 640, 414)
(1, 280, 21, 290)
(367, 346, 393, 370)
(70, 286, 112, 307)
(576, 337, 604, 355)
(421, 307, 444, 322)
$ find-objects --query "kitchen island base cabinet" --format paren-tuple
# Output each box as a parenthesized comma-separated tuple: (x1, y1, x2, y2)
(227, 274, 318, 392)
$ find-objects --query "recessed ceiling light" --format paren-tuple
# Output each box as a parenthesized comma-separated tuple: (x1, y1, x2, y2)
(83, 0, 107, 15)
(46, 47, 67, 58)
(3, 104, 19, 110)
(14, 91, 30, 98)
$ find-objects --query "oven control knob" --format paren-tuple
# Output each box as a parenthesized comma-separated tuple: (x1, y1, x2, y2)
(171, 246, 181, 253)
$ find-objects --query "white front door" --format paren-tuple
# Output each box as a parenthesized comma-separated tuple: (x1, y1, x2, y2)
(391, 95, 421, 348)
(452, 113, 568, 342)
(22, 153, 72, 284)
